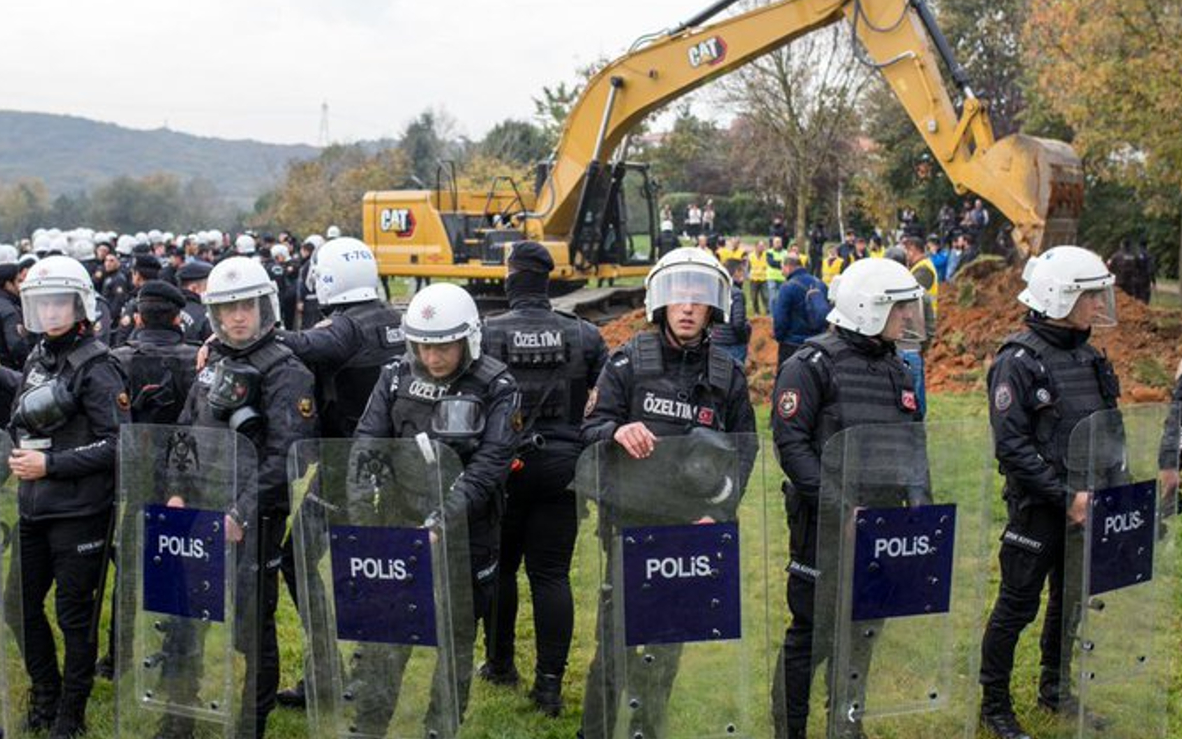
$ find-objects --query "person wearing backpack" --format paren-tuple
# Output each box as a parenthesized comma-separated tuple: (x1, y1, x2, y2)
(772, 253, 830, 367)
(711, 259, 752, 365)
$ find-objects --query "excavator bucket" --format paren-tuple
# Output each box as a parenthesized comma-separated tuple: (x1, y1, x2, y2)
(976, 134, 1084, 256)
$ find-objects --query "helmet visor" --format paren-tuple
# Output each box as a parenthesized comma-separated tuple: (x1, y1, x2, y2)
(1067, 285, 1117, 329)
(881, 298, 926, 343)
(407, 339, 470, 382)
(22, 292, 85, 334)
(647, 268, 728, 316)
(209, 296, 277, 349)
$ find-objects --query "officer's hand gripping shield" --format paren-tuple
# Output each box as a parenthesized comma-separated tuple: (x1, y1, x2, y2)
(1060, 404, 1180, 738)
(114, 424, 261, 739)
(573, 431, 765, 739)
(811, 420, 991, 739)
(288, 438, 471, 739)
(0, 435, 26, 738)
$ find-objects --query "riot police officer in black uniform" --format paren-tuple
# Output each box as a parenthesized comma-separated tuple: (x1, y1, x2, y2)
(580, 247, 756, 739)
(296, 235, 325, 330)
(477, 241, 608, 716)
(113, 254, 162, 347)
(771, 257, 927, 739)
(353, 282, 520, 735)
(5, 255, 131, 739)
(272, 237, 405, 707)
(978, 247, 1121, 739)
(176, 260, 214, 345)
(0, 248, 31, 372)
(176, 256, 318, 738)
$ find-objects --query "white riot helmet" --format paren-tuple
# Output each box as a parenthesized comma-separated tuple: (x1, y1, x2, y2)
(148, 229, 164, 244)
(116, 234, 136, 256)
(203, 257, 280, 350)
(302, 234, 325, 250)
(235, 234, 257, 255)
(326, 225, 342, 239)
(827, 258, 925, 342)
(20, 256, 98, 334)
(314, 237, 379, 306)
(0, 244, 18, 264)
(134, 231, 149, 247)
(71, 237, 96, 261)
(643, 246, 732, 324)
(271, 244, 290, 261)
(403, 283, 481, 381)
(1018, 245, 1117, 327)
(208, 229, 224, 247)
(32, 234, 53, 256)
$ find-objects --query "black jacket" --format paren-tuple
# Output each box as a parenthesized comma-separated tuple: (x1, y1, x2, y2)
(0, 290, 29, 371)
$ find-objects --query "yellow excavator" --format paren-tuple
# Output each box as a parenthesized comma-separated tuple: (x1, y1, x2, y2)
(362, 0, 1082, 304)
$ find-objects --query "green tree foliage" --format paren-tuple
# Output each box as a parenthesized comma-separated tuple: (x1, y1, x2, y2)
(0, 179, 50, 241)
(648, 105, 731, 195)
(481, 119, 550, 166)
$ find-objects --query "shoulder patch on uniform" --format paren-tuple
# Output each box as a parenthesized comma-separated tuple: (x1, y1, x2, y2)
(1035, 387, 1052, 405)
(584, 387, 599, 418)
(298, 397, 315, 418)
(993, 382, 1013, 412)
(776, 388, 800, 420)
(116, 391, 131, 412)
(901, 389, 918, 412)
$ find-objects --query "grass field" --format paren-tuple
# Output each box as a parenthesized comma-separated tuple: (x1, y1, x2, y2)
(3, 392, 1181, 739)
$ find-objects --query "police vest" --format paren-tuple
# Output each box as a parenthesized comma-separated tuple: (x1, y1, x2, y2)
(1001, 330, 1119, 482)
(802, 331, 920, 454)
(385, 354, 509, 461)
(113, 338, 198, 425)
(911, 258, 940, 317)
(483, 308, 585, 431)
(180, 295, 209, 345)
(21, 340, 109, 455)
(324, 301, 405, 438)
(194, 339, 295, 434)
(626, 332, 734, 437)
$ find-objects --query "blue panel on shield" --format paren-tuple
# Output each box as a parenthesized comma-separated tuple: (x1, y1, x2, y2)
(851, 504, 956, 622)
(330, 525, 436, 646)
(621, 522, 741, 647)
(1089, 480, 1156, 596)
(142, 504, 226, 622)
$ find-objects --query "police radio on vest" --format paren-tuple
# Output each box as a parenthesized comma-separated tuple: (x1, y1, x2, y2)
(159, 535, 205, 560)
(874, 535, 931, 559)
(350, 557, 410, 581)
(645, 555, 712, 580)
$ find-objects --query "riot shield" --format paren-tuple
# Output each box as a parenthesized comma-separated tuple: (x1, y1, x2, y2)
(0, 434, 24, 739)
(1059, 403, 1179, 738)
(288, 437, 472, 739)
(574, 431, 764, 739)
(114, 424, 260, 739)
(811, 420, 991, 739)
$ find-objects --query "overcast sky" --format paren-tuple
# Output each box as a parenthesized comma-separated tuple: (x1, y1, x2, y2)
(1, 0, 712, 146)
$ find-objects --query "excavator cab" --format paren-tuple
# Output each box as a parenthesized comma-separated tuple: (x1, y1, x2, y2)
(567, 160, 660, 275)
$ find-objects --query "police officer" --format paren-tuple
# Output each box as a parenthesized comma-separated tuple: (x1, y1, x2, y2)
(175, 256, 319, 738)
(175, 259, 214, 345)
(477, 241, 607, 716)
(272, 236, 405, 707)
(978, 246, 1121, 739)
(5, 255, 131, 738)
(111, 280, 199, 425)
(0, 247, 31, 371)
(296, 235, 325, 329)
(580, 247, 756, 739)
(113, 254, 162, 347)
(770, 257, 926, 739)
(353, 282, 520, 735)
(100, 252, 130, 320)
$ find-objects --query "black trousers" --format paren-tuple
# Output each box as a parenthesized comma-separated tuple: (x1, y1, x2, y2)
(484, 446, 579, 678)
(980, 502, 1078, 706)
(5, 514, 111, 701)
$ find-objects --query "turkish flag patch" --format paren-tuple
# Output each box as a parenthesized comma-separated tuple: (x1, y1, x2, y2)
(697, 407, 715, 426)
(901, 390, 918, 412)
(777, 389, 800, 420)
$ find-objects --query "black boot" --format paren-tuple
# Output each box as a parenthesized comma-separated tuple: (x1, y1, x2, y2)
(276, 678, 306, 708)
(48, 693, 87, 739)
(980, 692, 1031, 739)
(528, 672, 562, 717)
(23, 683, 60, 733)
(476, 660, 519, 686)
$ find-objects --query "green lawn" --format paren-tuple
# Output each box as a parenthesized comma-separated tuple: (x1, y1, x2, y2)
(4, 394, 1180, 738)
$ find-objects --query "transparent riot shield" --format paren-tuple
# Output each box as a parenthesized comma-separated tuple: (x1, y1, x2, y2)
(811, 420, 991, 739)
(1059, 403, 1179, 738)
(289, 437, 472, 739)
(114, 424, 260, 739)
(574, 431, 764, 739)
(0, 434, 24, 738)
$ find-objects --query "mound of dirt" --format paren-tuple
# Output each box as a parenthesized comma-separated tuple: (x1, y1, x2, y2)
(600, 268, 1182, 404)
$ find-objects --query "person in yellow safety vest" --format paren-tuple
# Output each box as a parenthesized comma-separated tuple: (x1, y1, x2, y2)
(868, 235, 887, 259)
(821, 245, 843, 286)
(716, 237, 742, 266)
(748, 240, 770, 315)
(765, 236, 789, 312)
(899, 235, 938, 415)
(787, 242, 809, 270)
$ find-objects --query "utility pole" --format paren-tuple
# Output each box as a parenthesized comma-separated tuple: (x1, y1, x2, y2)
(318, 101, 330, 147)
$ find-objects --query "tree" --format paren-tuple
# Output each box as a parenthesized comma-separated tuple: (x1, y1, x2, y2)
(399, 109, 459, 186)
(719, 20, 869, 248)
(481, 119, 550, 166)
(940, 0, 1029, 137)
(0, 179, 50, 240)
(647, 105, 731, 196)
